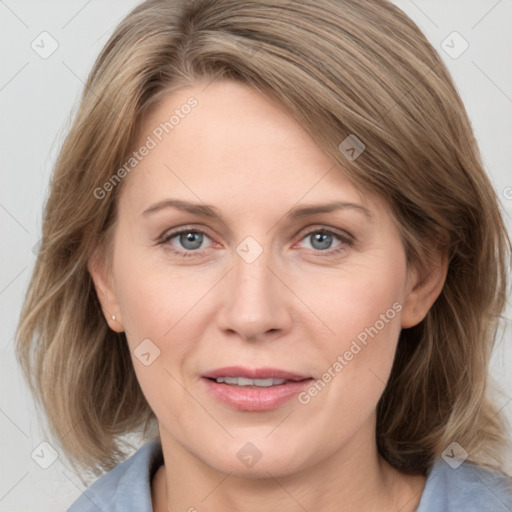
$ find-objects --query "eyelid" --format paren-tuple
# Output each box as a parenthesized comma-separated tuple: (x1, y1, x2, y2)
(159, 224, 215, 242)
(159, 224, 352, 242)
(293, 224, 354, 245)
(158, 224, 355, 257)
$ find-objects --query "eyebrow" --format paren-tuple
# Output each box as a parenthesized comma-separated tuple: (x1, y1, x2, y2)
(141, 199, 373, 221)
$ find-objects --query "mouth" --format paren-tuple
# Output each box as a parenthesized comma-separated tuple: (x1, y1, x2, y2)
(201, 366, 314, 411)
(208, 376, 294, 388)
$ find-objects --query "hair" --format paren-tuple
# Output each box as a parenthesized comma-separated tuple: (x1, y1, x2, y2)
(15, 0, 511, 478)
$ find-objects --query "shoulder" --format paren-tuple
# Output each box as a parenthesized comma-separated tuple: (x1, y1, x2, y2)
(67, 440, 163, 512)
(416, 457, 512, 512)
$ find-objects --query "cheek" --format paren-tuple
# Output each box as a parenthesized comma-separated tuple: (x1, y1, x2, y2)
(111, 244, 219, 398)
(307, 253, 405, 346)
(301, 252, 406, 408)
(113, 244, 211, 342)
(112, 249, 207, 425)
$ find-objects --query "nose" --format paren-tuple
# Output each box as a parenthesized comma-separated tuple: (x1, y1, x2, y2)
(216, 245, 293, 343)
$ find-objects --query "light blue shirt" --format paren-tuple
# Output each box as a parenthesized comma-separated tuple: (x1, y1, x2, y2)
(67, 440, 512, 511)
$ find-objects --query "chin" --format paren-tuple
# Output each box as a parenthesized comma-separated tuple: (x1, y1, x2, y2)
(202, 436, 311, 478)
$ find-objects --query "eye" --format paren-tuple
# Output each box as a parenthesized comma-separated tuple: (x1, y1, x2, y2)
(297, 228, 352, 256)
(159, 227, 213, 257)
(159, 226, 353, 258)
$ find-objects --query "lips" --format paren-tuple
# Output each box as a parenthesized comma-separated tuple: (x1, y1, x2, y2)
(201, 366, 313, 411)
(202, 366, 310, 382)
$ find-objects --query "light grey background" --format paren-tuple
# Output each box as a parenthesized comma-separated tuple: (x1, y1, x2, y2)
(1, 1, 511, 510)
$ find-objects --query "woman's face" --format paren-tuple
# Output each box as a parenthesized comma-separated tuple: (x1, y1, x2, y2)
(92, 79, 438, 477)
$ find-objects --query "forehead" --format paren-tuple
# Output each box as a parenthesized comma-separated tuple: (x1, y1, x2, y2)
(119, 79, 381, 219)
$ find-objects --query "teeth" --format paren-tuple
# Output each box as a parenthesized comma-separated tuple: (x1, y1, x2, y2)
(214, 376, 287, 387)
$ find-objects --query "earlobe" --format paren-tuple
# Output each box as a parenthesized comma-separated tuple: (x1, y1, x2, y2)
(87, 247, 124, 332)
(401, 253, 448, 329)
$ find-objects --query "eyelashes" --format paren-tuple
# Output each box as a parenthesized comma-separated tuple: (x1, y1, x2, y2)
(159, 228, 211, 258)
(158, 225, 354, 259)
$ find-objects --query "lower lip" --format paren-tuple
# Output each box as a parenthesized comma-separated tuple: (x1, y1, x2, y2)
(202, 378, 313, 411)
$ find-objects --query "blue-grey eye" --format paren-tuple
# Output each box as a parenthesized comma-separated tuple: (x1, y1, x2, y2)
(178, 231, 204, 250)
(309, 232, 334, 250)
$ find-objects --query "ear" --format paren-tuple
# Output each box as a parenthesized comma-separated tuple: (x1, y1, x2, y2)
(401, 252, 448, 329)
(88, 245, 124, 332)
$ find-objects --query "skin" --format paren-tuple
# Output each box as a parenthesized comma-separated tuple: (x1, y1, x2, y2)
(89, 79, 447, 512)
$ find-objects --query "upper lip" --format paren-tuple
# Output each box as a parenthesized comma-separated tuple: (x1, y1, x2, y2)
(202, 366, 311, 381)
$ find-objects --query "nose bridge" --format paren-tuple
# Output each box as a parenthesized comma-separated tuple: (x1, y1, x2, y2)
(234, 252, 273, 307)
(218, 240, 291, 341)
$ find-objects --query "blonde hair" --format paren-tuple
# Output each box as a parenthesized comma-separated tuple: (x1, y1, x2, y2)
(15, 0, 511, 477)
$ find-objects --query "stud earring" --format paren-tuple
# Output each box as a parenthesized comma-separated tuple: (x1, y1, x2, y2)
(112, 315, 116, 321)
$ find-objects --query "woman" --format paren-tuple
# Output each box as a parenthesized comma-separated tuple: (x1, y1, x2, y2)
(15, 0, 512, 510)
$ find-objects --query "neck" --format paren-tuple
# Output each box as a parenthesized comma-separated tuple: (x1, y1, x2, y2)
(152, 418, 425, 512)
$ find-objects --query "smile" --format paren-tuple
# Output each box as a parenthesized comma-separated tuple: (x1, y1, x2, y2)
(201, 366, 314, 411)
